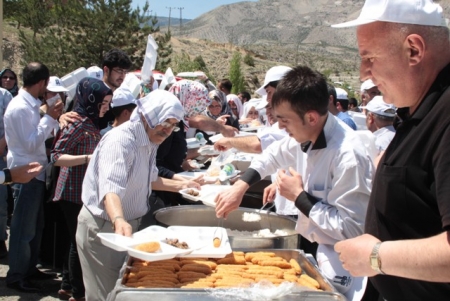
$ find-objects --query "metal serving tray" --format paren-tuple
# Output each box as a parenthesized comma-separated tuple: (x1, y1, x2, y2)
(107, 249, 346, 301)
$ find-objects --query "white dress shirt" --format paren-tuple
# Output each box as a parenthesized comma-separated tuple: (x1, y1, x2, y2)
(257, 122, 299, 215)
(82, 120, 159, 221)
(373, 125, 395, 153)
(250, 114, 373, 245)
(4, 89, 58, 181)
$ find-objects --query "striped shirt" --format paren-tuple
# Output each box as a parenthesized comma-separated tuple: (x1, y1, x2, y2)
(51, 117, 101, 204)
(81, 120, 159, 221)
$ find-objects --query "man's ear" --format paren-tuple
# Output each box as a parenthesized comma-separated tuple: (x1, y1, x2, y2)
(305, 111, 320, 126)
(405, 34, 425, 66)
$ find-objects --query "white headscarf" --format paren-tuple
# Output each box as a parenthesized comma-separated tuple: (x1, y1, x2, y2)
(130, 90, 184, 129)
(242, 98, 261, 119)
(226, 94, 243, 119)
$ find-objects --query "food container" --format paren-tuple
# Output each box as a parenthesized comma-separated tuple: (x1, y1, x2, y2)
(107, 249, 346, 301)
(154, 205, 298, 249)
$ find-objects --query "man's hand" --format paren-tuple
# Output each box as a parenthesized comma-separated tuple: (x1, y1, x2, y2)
(263, 183, 277, 205)
(276, 167, 304, 201)
(214, 138, 232, 152)
(215, 180, 248, 218)
(59, 111, 82, 128)
(10, 162, 43, 183)
(220, 125, 238, 137)
(335, 234, 382, 277)
(113, 218, 133, 237)
(216, 115, 230, 125)
(182, 180, 201, 190)
(46, 100, 64, 120)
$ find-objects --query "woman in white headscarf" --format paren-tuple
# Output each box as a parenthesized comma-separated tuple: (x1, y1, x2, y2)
(76, 90, 200, 301)
(239, 99, 263, 127)
(226, 94, 243, 120)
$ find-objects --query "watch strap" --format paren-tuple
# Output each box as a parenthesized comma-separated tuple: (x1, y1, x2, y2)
(3, 168, 12, 184)
(370, 241, 385, 275)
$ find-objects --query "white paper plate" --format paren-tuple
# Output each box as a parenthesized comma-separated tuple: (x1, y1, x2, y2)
(198, 145, 221, 156)
(186, 138, 207, 149)
(204, 170, 240, 182)
(177, 71, 205, 78)
(178, 184, 232, 207)
(240, 125, 265, 132)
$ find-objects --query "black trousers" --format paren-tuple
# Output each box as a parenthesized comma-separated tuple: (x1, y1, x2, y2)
(59, 201, 85, 298)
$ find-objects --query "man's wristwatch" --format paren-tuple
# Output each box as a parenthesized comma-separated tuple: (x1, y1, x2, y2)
(3, 168, 12, 185)
(370, 242, 385, 275)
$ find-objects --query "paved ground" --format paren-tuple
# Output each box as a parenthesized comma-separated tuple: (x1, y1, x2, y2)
(0, 229, 62, 301)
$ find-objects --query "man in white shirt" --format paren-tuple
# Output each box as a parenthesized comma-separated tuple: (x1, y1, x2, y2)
(361, 96, 396, 154)
(4, 62, 63, 293)
(215, 65, 373, 300)
(213, 66, 300, 217)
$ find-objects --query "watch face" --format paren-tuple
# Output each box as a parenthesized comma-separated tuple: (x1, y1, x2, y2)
(370, 256, 379, 269)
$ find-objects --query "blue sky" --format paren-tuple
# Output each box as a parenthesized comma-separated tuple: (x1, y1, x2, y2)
(132, 0, 258, 19)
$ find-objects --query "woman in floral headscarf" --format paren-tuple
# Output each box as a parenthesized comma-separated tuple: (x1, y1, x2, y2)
(50, 77, 112, 301)
(0, 68, 19, 97)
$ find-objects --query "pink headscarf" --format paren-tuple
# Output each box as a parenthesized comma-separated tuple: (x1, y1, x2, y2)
(169, 80, 212, 130)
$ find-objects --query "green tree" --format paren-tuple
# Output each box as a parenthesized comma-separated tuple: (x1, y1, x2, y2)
(229, 52, 245, 94)
(155, 31, 172, 71)
(5, 0, 52, 35)
(19, 0, 171, 76)
(243, 53, 255, 67)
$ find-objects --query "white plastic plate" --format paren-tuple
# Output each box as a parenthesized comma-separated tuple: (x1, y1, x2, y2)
(126, 241, 192, 262)
(97, 233, 135, 252)
(240, 125, 265, 132)
(204, 170, 240, 182)
(167, 226, 232, 258)
(179, 188, 202, 202)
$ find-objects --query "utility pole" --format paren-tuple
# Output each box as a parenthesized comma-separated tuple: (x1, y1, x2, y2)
(177, 7, 184, 34)
(166, 7, 176, 31)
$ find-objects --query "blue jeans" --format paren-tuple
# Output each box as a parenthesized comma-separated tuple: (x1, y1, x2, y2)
(0, 158, 7, 241)
(6, 179, 45, 283)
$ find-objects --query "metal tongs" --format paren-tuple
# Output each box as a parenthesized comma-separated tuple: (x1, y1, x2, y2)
(259, 202, 275, 231)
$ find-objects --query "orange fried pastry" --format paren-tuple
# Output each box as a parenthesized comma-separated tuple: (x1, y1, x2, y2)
(180, 263, 212, 275)
(289, 259, 302, 274)
(134, 241, 160, 253)
(180, 260, 217, 270)
(213, 237, 221, 248)
(244, 252, 276, 261)
(245, 269, 283, 279)
(283, 274, 299, 282)
(216, 256, 246, 265)
(258, 260, 292, 269)
(299, 274, 320, 289)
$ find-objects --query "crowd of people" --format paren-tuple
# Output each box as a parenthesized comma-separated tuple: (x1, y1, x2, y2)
(0, 0, 449, 300)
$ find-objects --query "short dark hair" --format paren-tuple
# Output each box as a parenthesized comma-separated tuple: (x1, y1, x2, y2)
(102, 49, 132, 70)
(111, 103, 137, 118)
(266, 81, 279, 89)
(348, 97, 358, 107)
(327, 83, 337, 105)
(239, 91, 251, 101)
(336, 98, 349, 111)
(22, 62, 50, 87)
(272, 65, 329, 118)
(219, 79, 232, 93)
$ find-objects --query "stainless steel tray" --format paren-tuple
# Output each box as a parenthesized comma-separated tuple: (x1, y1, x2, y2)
(107, 249, 346, 301)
